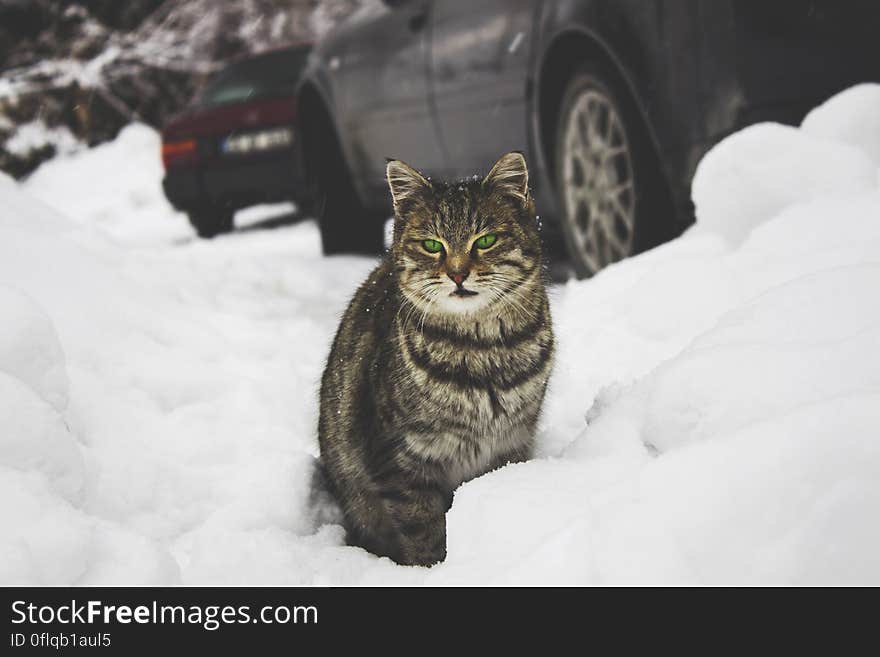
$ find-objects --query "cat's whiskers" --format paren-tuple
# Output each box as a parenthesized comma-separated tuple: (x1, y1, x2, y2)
(475, 271, 535, 317)
(395, 293, 420, 329)
(397, 279, 441, 331)
(483, 278, 539, 326)
(417, 285, 442, 335)
(505, 283, 541, 324)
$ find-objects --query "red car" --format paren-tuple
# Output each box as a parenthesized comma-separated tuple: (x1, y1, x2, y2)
(161, 44, 312, 238)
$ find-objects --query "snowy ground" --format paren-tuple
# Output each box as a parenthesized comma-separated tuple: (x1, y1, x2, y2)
(2, 84, 880, 585)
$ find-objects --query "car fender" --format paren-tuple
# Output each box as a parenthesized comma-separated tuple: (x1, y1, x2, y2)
(530, 0, 696, 224)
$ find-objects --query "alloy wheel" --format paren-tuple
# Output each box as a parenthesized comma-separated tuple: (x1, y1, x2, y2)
(560, 88, 636, 275)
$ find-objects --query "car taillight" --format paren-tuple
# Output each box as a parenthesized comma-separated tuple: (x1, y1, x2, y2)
(161, 139, 198, 169)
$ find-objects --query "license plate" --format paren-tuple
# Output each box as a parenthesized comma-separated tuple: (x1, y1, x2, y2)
(222, 127, 293, 155)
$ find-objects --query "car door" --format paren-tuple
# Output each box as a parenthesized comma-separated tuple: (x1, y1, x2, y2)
(428, 0, 538, 177)
(332, 0, 447, 204)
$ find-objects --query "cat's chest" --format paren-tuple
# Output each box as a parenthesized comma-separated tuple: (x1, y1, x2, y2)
(396, 329, 550, 421)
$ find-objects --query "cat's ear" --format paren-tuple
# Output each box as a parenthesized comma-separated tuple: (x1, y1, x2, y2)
(483, 151, 529, 205)
(386, 159, 431, 216)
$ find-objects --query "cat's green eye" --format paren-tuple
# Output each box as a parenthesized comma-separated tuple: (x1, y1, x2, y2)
(474, 233, 497, 250)
(422, 239, 444, 254)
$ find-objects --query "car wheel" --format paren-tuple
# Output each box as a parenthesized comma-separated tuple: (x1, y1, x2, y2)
(305, 108, 385, 256)
(316, 175, 385, 255)
(554, 64, 668, 277)
(188, 206, 234, 239)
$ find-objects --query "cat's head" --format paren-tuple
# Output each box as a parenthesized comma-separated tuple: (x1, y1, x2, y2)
(386, 152, 543, 317)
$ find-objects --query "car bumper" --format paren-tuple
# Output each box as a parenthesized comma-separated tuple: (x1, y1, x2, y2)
(162, 147, 307, 212)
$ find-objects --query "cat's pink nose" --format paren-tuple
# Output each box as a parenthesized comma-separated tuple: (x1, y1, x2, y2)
(449, 271, 469, 286)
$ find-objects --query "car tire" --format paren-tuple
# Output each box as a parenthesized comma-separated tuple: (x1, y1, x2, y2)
(188, 206, 234, 239)
(317, 178, 386, 255)
(554, 63, 671, 278)
(305, 109, 385, 256)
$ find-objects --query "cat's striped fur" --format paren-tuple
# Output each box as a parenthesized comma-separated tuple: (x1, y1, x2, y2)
(318, 152, 554, 566)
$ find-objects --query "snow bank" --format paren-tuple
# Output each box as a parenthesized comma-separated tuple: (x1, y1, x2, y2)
(0, 286, 69, 411)
(2, 162, 378, 584)
(2, 85, 880, 584)
(802, 83, 880, 168)
(691, 122, 877, 244)
(23, 124, 192, 245)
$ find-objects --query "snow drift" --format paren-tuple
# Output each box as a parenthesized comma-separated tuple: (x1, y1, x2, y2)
(2, 85, 880, 584)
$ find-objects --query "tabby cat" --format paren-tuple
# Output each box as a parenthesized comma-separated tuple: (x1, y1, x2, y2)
(318, 152, 554, 566)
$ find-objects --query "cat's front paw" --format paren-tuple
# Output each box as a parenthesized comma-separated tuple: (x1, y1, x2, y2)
(395, 526, 446, 567)
(401, 540, 446, 567)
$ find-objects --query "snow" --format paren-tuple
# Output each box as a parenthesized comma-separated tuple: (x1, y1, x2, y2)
(3, 120, 82, 159)
(690, 122, 877, 245)
(22, 124, 191, 246)
(2, 84, 880, 585)
(802, 83, 880, 168)
(0, 286, 69, 411)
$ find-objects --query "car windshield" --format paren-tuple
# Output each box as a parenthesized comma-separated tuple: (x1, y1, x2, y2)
(197, 48, 309, 107)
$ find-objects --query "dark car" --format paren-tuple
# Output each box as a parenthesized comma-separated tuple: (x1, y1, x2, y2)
(297, 0, 880, 276)
(161, 44, 312, 238)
